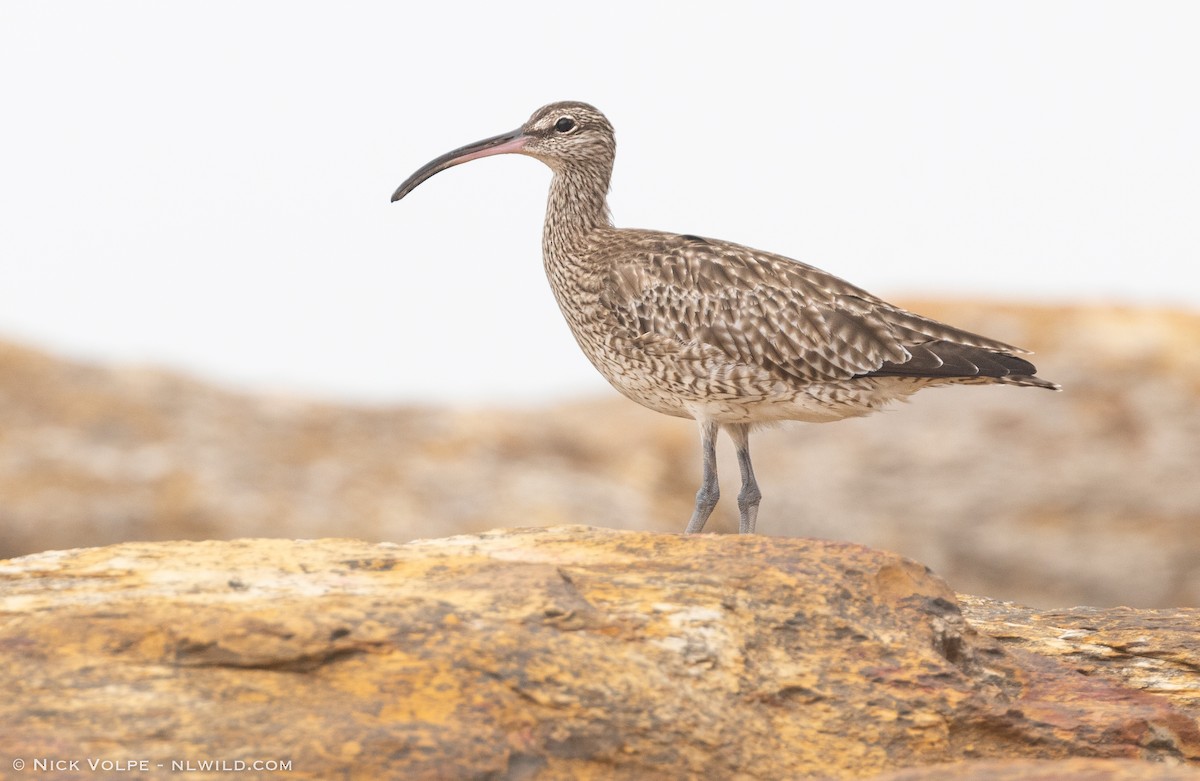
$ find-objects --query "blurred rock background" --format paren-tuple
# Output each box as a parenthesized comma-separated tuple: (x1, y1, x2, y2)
(1, 301, 1198, 609)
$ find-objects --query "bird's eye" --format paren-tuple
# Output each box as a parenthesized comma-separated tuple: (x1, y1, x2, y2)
(554, 117, 577, 133)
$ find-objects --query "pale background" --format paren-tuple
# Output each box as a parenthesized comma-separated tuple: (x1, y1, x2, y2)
(2, 1, 1197, 404)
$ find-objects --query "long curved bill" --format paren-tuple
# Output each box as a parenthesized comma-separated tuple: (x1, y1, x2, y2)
(391, 128, 529, 202)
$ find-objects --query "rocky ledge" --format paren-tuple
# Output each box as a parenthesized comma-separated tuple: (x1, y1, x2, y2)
(2, 526, 1197, 780)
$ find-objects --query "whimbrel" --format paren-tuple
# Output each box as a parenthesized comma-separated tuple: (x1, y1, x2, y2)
(391, 101, 1058, 534)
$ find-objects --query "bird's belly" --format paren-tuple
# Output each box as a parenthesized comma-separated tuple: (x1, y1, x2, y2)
(677, 378, 930, 424)
(575, 331, 930, 424)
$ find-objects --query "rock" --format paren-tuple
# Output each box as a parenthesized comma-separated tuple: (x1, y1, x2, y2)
(863, 758, 1200, 780)
(960, 596, 1200, 716)
(2, 527, 1197, 780)
(3, 303, 1200, 607)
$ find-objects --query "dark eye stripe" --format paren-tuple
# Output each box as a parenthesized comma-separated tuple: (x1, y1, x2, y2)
(554, 117, 576, 133)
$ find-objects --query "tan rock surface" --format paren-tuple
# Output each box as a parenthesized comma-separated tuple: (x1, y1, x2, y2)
(863, 758, 1200, 780)
(2, 527, 1198, 780)
(961, 596, 1200, 715)
(2, 303, 1199, 607)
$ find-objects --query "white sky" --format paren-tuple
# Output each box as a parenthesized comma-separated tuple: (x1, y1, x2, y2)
(2, 2, 1198, 403)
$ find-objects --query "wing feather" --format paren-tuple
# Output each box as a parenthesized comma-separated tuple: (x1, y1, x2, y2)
(598, 231, 1039, 384)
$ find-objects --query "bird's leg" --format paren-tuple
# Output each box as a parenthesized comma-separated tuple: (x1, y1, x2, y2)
(728, 424, 761, 534)
(684, 420, 721, 534)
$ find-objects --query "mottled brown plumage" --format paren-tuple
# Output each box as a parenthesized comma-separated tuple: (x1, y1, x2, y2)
(391, 101, 1058, 534)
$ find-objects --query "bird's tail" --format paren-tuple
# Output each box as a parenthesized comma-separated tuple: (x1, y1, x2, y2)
(868, 340, 1061, 391)
(999, 374, 1061, 391)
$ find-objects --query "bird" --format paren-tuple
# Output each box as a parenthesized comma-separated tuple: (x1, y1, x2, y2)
(390, 101, 1059, 535)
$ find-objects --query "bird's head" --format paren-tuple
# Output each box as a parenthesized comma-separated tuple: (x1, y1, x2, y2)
(391, 101, 615, 203)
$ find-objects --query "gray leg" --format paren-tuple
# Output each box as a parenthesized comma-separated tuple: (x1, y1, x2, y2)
(728, 424, 761, 534)
(684, 420, 720, 534)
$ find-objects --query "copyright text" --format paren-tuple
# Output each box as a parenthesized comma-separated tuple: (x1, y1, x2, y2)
(12, 758, 293, 773)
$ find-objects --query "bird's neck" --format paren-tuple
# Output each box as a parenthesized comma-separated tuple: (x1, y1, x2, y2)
(543, 162, 613, 256)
